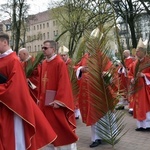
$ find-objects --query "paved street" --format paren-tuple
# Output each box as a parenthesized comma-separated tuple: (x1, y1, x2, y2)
(76, 110, 150, 150)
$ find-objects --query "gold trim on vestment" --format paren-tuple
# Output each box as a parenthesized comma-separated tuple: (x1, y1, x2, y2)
(0, 100, 35, 150)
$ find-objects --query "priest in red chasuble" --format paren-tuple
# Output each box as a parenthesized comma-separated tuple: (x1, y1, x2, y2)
(117, 49, 135, 111)
(58, 45, 80, 119)
(128, 38, 150, 131)
(18, 48, 40, 104)
(75, 27, 118, 148)
(0, 33, 57, 150)
(39, 40, 78, 150)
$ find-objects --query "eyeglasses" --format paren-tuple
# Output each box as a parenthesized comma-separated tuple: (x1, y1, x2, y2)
(42, 46, 54, 50)
(42, 46, 50, 50)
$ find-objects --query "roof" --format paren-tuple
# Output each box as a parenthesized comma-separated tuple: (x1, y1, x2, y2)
(27, 9, 55, 25)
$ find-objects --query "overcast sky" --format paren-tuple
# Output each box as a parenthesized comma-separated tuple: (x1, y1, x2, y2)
(0, 0, 60, 20)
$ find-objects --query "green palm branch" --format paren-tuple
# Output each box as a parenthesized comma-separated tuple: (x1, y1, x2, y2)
(67, 60, 79, 104)
(68, 37, 89, 104)
(97, 110, 127, 145)
(84, 25, 127, 148)
(25, 52, 44, 78)
(72, 36, 88, 64)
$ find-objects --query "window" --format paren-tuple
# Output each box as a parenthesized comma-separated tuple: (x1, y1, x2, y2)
(43, 33, 45, 40)
(38, 45, 40, 51)
(40, 24, 42, 29)
(56, 20, 58, 25)
(40, 34, 42, 40)
(53, 21, 55, 26)
(47, 32, 49, 39)
(0, 24, 3, 32)
(53, 30, 58, 36)
(27, 46, 30, 52)
(47, 22, 49, 27)
(56, 30, 58, 36)
(37, 25, 39, 30)
(43, 23, 45, 29)
(30, 46, 31, 52)
(5, 24, 11, 31)
(27, 36, 29, 42)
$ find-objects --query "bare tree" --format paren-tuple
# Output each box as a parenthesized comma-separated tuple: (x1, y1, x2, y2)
(107, 0, 148, 49)
(139, 0, 150, 15)
(0, 0, 29, 53)
(53, 0, 114, 57)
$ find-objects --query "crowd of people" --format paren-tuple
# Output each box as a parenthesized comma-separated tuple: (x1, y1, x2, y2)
(0, 30, 149, 150)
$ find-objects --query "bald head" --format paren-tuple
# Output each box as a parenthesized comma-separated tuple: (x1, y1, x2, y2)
(123, 50, 130, 58)
(18, 48, 30, 62)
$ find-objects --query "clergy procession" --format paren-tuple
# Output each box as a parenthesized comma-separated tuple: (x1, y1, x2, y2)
(0, 26, 150, 150)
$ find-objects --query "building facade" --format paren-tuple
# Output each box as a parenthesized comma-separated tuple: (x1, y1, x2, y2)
(118, 13, 150, 50)
(25, 9, 60, 56)
(0, 9, 60, 56)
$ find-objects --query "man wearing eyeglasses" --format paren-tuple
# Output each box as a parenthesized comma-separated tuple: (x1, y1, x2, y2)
(39, 40, 78, 150)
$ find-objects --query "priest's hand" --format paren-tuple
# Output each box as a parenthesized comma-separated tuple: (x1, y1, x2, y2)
(131, 78, 135, 84)
(81, 66, 88, 73)
(137, 72, 144, 77)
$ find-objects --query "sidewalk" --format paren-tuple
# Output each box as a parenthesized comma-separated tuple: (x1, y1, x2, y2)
(76, 110, 150, 150)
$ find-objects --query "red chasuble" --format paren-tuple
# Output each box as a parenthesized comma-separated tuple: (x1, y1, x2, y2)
(65, 58, 79, 113)
(21, 57, 40, 103)
(0, 52, 57, 150)
(118, 57, 134, 96)
(75, 53, 117, 126)
(128, 56, 150, 121)
(39, 55, 78, 146)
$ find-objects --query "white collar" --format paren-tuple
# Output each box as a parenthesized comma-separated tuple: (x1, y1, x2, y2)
(139, 57, 144, 62)
(24, 55, 32, 62)
(65, 57, 69, 64)
(0, 49, 13, 58)
(46, 54, 57, 62)
(126, 56, 132, 59)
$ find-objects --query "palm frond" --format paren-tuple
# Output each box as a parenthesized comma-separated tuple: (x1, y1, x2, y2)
(97, 110, 127, 145)
(67, 60, 79, 103)
(72, 37, 87, 64)
(83, 24, 127, 148)
(26, 52, 44, 78)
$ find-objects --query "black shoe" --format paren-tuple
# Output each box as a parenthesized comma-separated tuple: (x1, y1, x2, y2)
(75, 116, 79, 119)
(128, 111, 133, 115)
(135, 127, 146, 131)
(145, 128, 150, 131)
(89, 139, 101, 148)
(115, 106, 124, 110)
